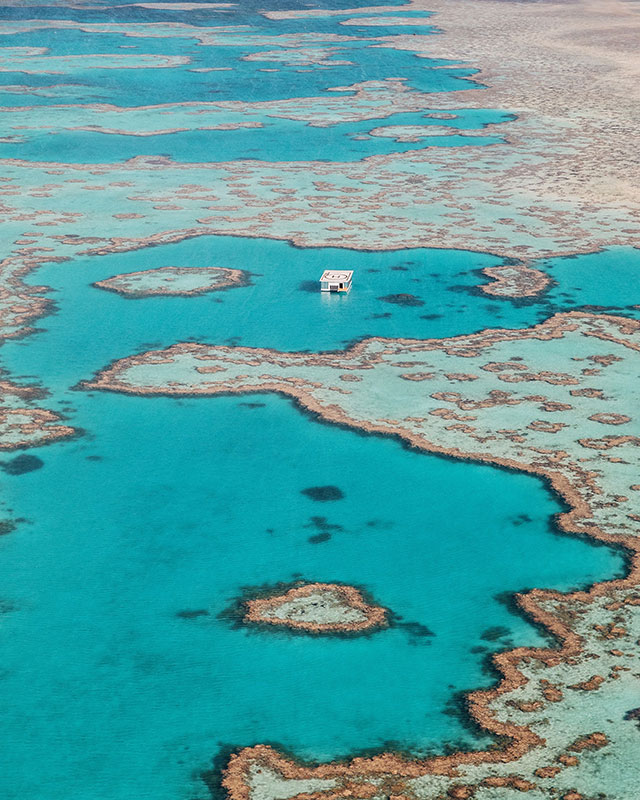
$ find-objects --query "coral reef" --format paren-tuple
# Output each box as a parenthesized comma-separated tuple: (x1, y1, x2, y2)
(85, 311, 640, 798)
(93, 266, 250, 297)
(242, 582, 388, 635)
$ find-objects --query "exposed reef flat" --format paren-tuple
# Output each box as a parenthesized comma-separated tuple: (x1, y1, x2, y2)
(0, 405, 74, 450)
(0, 84, 499, 138)
(0, 48, 191, 75)
(480, 264, 551, 299)
(92, 266, 250, 298)
(367, 125, 486, 143)
(242, 582, 388, 635)
(0, 248, 78, 450)
(1, 0, 640, 267)
(86, 312, 640, 798)
(0, 21, 373, 53)
(0, 377, 74, 450)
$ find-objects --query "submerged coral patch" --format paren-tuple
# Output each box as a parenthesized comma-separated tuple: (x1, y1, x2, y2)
(176, 609, 211, 619)
(0, 520, 17, 536)
(308, 532, 331, 544)
(305, 515, 343, 543)
(378, 293, 425, 307)
(300, 486, 345, 502)
(1, 454, 44, 475)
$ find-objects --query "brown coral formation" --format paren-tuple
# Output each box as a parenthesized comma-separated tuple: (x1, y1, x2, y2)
(0, 377, 76, 450)
(243, 583, 388, 634)
(568, 675, 605, 692)
(0, 248, 78, 450)
(588, 412, 631, 425)
(567, 732, 609, 753)
(0, 406, 75, 450)
(92, 265, 250, 297)
(84, 310, 640, 797)
(480, 264, 551, 299)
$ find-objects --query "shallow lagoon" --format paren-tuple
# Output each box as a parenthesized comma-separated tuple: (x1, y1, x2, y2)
(0, 0, 637, 797)
(0, 110, 506, 164)
(0, 9, 465, 110)
(12, 237, 640, 390)
(0, 390, 624, 800)
(0, 234, 628, 799)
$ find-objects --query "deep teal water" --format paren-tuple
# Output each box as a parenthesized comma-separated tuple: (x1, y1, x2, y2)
(0, 5, 506, 162)
(0, 380, 623, 800)
(0, 0, 635, 798)
(11, 238, 515, 381)
(0, 15, 470, 109)
(0, 234, 631, 799)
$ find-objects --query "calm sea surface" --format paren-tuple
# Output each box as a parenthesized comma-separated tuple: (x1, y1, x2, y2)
(0, 1, 634, 797)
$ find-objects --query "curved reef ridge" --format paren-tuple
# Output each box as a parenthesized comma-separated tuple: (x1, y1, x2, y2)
(479, 264, 551, 299)
(0, 376, 74, 450)
(243, 582, 388, 635)
(0, 251, 78, 450)
(84, 311, 640, 799)
(92, 265, 250, 298)
(0, 404, 74, 450)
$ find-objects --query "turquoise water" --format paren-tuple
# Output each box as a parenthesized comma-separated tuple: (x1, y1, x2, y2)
(0, 0, 634, 797)
(0, 232, 629, 799)
(0, 16, 470, 109)
(12, 239, 640, 392)
(541, 246, 640, 311)
(12, 238, 512, 381)
(0, 110, 508, 164)
(0, 386, 623, 800)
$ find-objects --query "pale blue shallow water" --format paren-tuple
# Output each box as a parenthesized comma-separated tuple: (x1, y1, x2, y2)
(12, 238, 640, 390)
(0, 0, 634, 798)
(0, 110, 508, 163)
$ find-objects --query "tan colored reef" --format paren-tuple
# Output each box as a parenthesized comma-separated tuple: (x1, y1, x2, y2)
(1, 0, 639, 280)
(254, 0, 640, 263)
(0, 397, 74, 450)
(84, 311, 640, 798)
(243, 583, 388, 634)
(1, 0, 640, 794)
(0, 251, 77, 449)
(93, 265, 249, 297)
(271, 0, 640, 221)
(407, 0, 640, 207)
(479, 265, 551, 300)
